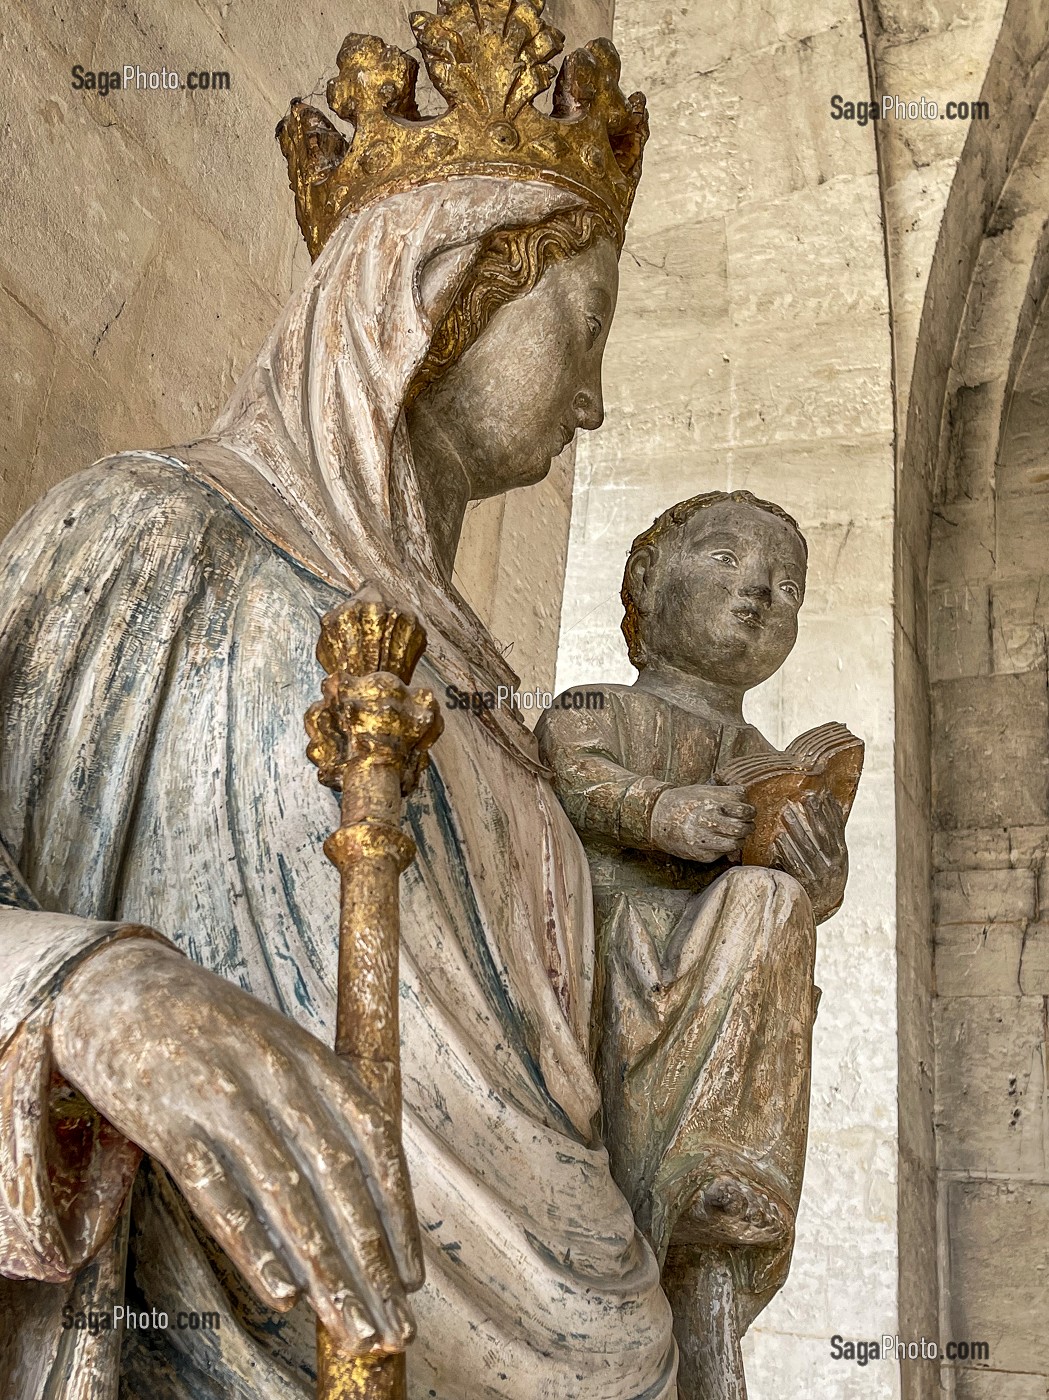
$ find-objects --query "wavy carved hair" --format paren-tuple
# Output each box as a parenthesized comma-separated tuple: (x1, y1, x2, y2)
(621, 489, 808, 670)
(407, 203, 617, 404)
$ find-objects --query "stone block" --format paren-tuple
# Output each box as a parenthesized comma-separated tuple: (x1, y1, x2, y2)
(13, 349, 168, 533)
(90, 0, 297, 292)
(897, 782, 933, 931)
(997, 492, 1049, 583)
(934, 997, 1046, 1175)
(2, 3, 165, 360)
(725, 436, 893, 531)
(597, 320, 734, 455)
(618, 0, 845, 81)
(811, 926, 899, 1138)
(897, 1152, 939, 1364)
(946, 1180, 1049, 1375)
(725, 174, 888, 328)
(929, 499, 996, 589)
(991, 577, 1049, 675)
(898, 532, 929, 652)
(624, 19, 878, 230)
(729, 311, 893, 448)
(941, 378, 1006, 505)
(929, 585, 992, 683)
(89, 217, 279, 442)
(0, 287, 55, 537)
(1018, 924, 1049, 994)
(1010, 826, 1049, 868)
(618, 215, 729, 325)
(743, 1322, 897, 1400)
(761, 1122, 897, 1333)
(797, 516, 893, 623)
(932, 672, 1049, 829)
(934, 924, 1025, 996)
(897, 630, 932, 810)
(934, 869, 1036, 925)
(998, 386, 1049, 499)
(954, 1372, 1048, 1400)
(776, 616, 894, 772)
(933, 828, 1011, 871)
(897, 938, 936, 1171)
(875, 26, 991, 172)
(834, 770, 897, 945)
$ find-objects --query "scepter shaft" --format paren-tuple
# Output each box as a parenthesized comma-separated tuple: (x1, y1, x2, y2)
(306, 586, 442, 1400)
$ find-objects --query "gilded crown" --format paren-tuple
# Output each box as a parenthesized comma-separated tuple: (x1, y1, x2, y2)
(277, 0, 648, 259)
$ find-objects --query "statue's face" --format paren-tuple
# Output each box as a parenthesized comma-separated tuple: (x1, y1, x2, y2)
(631, 501, 807, 689)
(412, 234, 619, 497)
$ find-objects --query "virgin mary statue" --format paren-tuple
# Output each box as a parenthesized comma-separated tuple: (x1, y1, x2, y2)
(0, 6, 825, 1399)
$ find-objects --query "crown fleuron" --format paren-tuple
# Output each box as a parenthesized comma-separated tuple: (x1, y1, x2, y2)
(277, 0, 648, 259)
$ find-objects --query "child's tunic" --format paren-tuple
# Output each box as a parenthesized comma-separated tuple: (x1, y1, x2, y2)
(538, 685, 820, 1335)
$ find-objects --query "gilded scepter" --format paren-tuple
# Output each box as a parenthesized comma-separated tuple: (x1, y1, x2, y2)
(305, 583, 443, 1400)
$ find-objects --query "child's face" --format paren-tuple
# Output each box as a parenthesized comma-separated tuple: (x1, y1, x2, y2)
(636, 501, 807, 688)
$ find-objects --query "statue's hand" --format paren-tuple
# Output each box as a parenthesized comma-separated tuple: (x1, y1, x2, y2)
(50, 937, 422, 1354)
(770, 789, 849, 921)
(651, 783, 755, 863)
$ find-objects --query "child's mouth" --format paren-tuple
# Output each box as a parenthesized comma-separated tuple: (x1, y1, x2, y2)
(731, 604, 764, 630)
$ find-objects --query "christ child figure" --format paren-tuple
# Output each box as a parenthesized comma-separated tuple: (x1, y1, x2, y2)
(537, 490, 861, 1398)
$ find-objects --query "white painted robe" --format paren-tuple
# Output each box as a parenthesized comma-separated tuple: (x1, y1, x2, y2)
(0, 177, 678, 1398)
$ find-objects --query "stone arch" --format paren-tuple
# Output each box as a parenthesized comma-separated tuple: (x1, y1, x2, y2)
(894, 0, 1049, 1389)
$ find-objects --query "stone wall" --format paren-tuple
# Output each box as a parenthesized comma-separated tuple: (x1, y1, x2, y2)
(0, 0, 612, 695)
(554, 0, 1049, 1395)
(922, 62, 1049, 1400)
(555, 3, 900, 1395)
(861, 0, 1049, 1391)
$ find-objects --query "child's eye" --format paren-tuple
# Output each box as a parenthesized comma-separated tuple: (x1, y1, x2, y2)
(586, 314, 604, 344)
(780, 580, 801, 601)
(711, 550, 738, 567)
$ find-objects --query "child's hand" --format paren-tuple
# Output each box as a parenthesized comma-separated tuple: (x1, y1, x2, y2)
(651, 784, 755, 863)
(771, 790, 849, 921)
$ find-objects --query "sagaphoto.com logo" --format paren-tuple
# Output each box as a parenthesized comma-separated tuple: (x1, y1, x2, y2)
(71, 63, 231, 96)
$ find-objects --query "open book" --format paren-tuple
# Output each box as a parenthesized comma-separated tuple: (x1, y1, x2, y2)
(717, 722, 864, 868)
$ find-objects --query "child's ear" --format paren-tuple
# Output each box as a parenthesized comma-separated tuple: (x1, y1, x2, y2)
(624, 545, 657, 613)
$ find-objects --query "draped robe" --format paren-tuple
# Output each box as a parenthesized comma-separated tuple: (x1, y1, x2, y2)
(0, 175, 817, 1399)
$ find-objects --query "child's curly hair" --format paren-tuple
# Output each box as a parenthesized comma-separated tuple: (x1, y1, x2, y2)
(621, 490, 807, 669)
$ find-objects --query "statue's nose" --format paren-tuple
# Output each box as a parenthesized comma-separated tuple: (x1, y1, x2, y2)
(739, 580, 772, 606)
(573, 386, 604, 432)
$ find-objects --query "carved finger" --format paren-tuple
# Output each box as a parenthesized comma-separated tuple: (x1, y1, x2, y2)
(296, 1050, 424, 1292)
(707, 813, 754, 838)
(218, 1109, 393, 1351)
(284, 1089, 417, 1350)
(717, 799, 756, 820)
(701, 834, 744, 854)
(775, 827, 819, 883)
(168, 1137, 301, 1312)
(718, 785, 749, 802)
(800, 790, 835, 844)
(782, 806, 829, 867)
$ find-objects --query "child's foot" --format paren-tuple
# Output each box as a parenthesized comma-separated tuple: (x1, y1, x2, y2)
(679, 1171, 791, 1247)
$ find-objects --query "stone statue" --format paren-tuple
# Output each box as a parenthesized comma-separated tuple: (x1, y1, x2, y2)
(0, 4, 679, 1396)
(537, 491, 862, 1399)
(0, 2, 856, 1395)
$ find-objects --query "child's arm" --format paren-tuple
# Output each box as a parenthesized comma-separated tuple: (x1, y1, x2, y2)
(536, 699, 672, 851)
(537, 699, 754, 861)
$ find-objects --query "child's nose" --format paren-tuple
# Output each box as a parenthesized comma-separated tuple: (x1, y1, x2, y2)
(739, 579, 772, 606)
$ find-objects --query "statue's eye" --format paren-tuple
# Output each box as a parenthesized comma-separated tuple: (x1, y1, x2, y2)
(780, 580, 801, 601)
(586, 314, 604, 345)
(711, 550, 738, 567)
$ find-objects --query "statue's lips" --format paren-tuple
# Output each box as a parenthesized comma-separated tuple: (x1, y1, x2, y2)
(731, 604, 764, 630)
